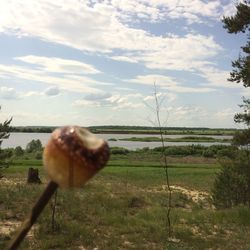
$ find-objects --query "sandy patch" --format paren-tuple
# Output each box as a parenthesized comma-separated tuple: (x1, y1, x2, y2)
(0, 220, 37, 238)
(0, 177, 25, 186)
(169, 185, 210, 203)
(0, 220, 20, 236)
(132, 184, 213, 209)
(136, 184, 210, 203)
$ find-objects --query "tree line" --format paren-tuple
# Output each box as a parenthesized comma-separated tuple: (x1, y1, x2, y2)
(212, 0, 250, 208)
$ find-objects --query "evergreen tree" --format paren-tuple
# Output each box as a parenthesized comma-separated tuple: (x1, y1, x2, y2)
(222, 0, 250, 87)
(212, 1, 250, 208)
(222, 1, 250, 144)
(0, 107, 12, 178)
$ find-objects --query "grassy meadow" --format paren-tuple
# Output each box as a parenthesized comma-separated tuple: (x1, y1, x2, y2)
(117, 136, 231, 143)
(88, 126, 237, 136)
(1, 147, 250, 250)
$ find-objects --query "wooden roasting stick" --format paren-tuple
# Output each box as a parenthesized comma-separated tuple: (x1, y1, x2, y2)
(7, 181, 58, 250)
(6, 126, 110, 250)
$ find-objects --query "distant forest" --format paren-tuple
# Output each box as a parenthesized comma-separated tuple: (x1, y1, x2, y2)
(10, 125, 238, 135)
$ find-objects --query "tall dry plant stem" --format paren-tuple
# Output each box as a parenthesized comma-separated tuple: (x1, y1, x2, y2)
(153, 82, 172, 237)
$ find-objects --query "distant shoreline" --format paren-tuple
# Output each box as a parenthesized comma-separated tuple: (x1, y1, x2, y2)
(10, 126, 239, 136)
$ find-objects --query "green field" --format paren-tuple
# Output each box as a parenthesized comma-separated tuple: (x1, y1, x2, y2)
(117, 136, 231, 143)
(11, 125, 238, 136)
(1, 151, 250, 250)
(90, 126, 237, 136)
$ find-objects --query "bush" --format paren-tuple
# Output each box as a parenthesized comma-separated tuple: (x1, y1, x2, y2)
(212, 151, 250, 208)
(202, 149, 214, 158)
(152, 144, 237, 158)
(209, 144, 230, 153)
(111, 147, 129, 155)
(26, 139, 42, 153)
(217, 148, 237, 159)
(163, 145, 205, 156)
(14, 146, 24, 157)
(0, 148, 13, 159)
(35, 151, 42, 160)
(0, 149, 13, 174)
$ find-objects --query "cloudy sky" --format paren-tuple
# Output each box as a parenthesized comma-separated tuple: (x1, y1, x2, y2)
(0, 0, 247, 128)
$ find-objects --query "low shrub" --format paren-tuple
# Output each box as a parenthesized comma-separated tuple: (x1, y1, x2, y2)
(212, 151, 250, 208)
(203, 149, 215, 158)
(26, 139, 42, 153)
(111, 147, 129, 155)
(35, 151, 43, 160)
(14, 146, 24, 157)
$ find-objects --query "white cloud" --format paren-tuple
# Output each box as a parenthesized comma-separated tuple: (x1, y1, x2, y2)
(84, 92, 112, 101)
(143, 92, 177, 113)
(44, 86, 60, 96)
(135, 34, 221, 71)
(128, 74, 176, 86)
(148, 0, 223, 19)
(0, 86, 19, 99)
(145, 104, 213, 127)
(215, 108, 235, 118)
(241, 87, 250, 98)
(73, 93, 144, 110)
(0, 0, 223, 72)
(221, 1, 242, 18)
(198, 66, 242, 89)
(0, 86, 60, 98)
(0, 0, 241, 128)
(23, 91, 43, 97)
(128, 74, 216, 93)
(9, 111, 65, 126)
(110, 56, 138, 63)
(0, 64, 101, 94)
(150, 105, 235, 128)
(112, 0, 225, 24)
(111, 0, 164, 23)
(16, 55, 100, 74)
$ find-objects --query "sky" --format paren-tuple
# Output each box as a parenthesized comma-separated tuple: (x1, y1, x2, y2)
(0, 0, 248, 128)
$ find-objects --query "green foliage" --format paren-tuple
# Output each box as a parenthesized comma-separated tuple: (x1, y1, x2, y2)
(216, 148, 237, 159)
(2, 164, 250, 249)
(25, 139, 42, 153)
(89, 125, 236, 136)
(111, 147, 129, 155)
(222, 1, 250, 86)
(202, 149, 214, 158)
(141, 147, 150, 152)
(233, 128, 250, 146)
(0, 119, 12, 148)
(153, 144, 237, 158)
(120, 136, 230, 143)
(212, 151, 250, 208)
(0, 107, 12, 177)
(164, 145, 203, 156)
(0, 148, 13, 176)
(223, 2, 250, 146)
(202, 145, 238, 159)
(35, 151, 42, 160)
(10, 126, 54, 133)
(223, 1, 250, 33)
(234, 97, 250, 126)
(14, 146, 24, 157)
(212, 1, 250, 209)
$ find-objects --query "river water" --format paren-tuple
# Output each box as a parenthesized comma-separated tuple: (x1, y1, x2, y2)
(1, 132, 232, 150)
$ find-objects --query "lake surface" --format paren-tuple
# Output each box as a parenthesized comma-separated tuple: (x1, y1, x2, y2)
(2, 133, 232, 150)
